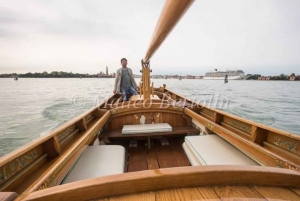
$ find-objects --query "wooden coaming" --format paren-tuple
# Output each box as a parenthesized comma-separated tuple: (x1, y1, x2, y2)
(109, 103, 184, 118)
(17, 166, 300, 201)
(107, 112, 188, 130)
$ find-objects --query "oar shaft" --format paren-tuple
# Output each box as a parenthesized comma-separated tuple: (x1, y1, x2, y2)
(143, 0, 194, 62)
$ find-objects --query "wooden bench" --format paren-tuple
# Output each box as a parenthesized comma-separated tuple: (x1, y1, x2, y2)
(183, 134, 259, 166)
(99, 125, 199, 149)
(62, 145, 126, 184)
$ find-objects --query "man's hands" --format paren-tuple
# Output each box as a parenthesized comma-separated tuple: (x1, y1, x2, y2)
(113, 89, 116, 94)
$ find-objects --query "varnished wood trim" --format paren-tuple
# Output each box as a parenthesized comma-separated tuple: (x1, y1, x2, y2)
(93, 109, 108, 118)
(19, 166, 300, 201)
(59, 129, 80, 149)
(75, 118, 87, 132)
(41, 137, 61, 159)
(267, 132, 300, 156)
(251, 126, 268, 145)
(214, 113, 223, 124)
(221, 122, 251, 140)
(51, 146, 86, 186)
(110, 103, 184, 118)
(166, 88, 300, 139)
(57, 125, 77, 143)
(85, 116, 95, 126)
(199, 112, 214, 121)
(0, 105, 108, 167)
(223, 116, 252, 134)
(0, 154, 47, 192)
(162, 93, 175, 103)
(0, 192, 18, 201)
(200, 108, 215, 119)
(263, 142, 300, 165)
(22, 111, 111, 194)
(184, 108, 300, 170)
(0, 147, 44, 188)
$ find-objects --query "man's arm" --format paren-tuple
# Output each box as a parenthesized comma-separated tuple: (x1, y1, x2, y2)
(113, 69, 119, 93)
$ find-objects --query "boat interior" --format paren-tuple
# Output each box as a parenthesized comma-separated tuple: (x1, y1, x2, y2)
(1, 86, 300, 200)
(1, 0, 300, 200)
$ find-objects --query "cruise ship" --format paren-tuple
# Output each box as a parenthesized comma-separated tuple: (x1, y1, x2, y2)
(203, 69, 250, 80)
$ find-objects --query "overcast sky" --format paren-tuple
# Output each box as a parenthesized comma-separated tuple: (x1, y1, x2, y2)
(1, 0, 299, 76)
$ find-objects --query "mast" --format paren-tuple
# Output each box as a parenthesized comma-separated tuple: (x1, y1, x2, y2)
(141, 0, 194, 100)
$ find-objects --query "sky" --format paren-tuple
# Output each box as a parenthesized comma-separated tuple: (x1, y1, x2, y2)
(0, 0, 299, 76)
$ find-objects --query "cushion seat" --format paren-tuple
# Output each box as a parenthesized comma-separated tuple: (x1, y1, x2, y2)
(63, 145, 125, 184)
(183, 134, 258, 166)
(122, 123, 172, 134)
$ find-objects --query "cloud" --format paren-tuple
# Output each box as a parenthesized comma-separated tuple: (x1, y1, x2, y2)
(0, 0, 300, 75)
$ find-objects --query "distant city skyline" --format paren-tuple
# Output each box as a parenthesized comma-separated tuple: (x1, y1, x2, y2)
(1, 69, 298, 77)
(1, 1, 300, 76)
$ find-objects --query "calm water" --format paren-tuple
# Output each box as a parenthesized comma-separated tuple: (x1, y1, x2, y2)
(0, 78, 299, 157)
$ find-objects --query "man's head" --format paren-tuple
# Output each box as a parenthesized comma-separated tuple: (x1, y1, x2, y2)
(121, 58, 127, 68)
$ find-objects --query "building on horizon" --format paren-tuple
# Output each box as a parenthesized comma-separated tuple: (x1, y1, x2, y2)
(258, 76, 270, 81)
(98, 66, 114, 78)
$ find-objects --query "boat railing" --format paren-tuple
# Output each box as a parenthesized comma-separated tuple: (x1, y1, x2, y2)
(159, 87, 300, 170)
(0, 104, 110, 194)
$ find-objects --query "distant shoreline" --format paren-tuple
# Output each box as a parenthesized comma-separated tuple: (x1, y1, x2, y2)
(1, 77, 299, 81)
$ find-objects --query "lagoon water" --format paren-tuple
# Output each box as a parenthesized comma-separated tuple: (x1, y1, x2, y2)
(0, 78, 299, 157)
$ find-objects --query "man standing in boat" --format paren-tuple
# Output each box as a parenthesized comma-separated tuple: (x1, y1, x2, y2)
(113, 58, 138, 102)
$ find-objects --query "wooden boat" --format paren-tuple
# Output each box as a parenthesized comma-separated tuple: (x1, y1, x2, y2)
(1, 0, 300, 200)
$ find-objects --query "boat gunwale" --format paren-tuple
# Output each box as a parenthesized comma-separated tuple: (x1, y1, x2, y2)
(164, 88, 300, 138)
(18, 165, 300, 201)
(0, 96, 112, 166)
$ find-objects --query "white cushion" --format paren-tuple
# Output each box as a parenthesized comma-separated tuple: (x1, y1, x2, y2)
(182, 142, 201, 166)
(185, 134, 258, 166)
(122, 123, 172, 134)
(63, 145, 125, 184)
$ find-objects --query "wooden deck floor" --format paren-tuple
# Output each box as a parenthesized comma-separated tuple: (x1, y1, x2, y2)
(95, 186, 300, 201)
(109, 136, 191, 172)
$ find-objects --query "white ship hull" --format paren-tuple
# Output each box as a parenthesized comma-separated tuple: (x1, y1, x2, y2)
(203, 75, 250, 80)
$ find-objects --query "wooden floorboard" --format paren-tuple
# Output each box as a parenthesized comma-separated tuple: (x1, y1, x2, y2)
(119, 136, 190, 172)
(109, 192, 156, 201)
(155, 146, 175, 161)
(94, 186, 300, 201)
(127, 161, 148, 172)
(158, 160, 179, 168)
(147, 151, 159, 169)
(254, 186, 300, 200)
(156, 187, 221, 201)
(176, 158, 191, 167)
(213, 186, 267, 201)
(292, 188, 300, 196)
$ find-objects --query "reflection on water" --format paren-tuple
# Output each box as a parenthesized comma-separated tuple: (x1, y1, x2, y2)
(0, 78, 299, 157)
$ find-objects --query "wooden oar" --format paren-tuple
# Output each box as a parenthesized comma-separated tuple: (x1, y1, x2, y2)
(143, 0, 195, 62)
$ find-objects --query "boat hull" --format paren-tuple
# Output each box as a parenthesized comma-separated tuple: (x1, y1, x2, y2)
(203, 75, 250, 80)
